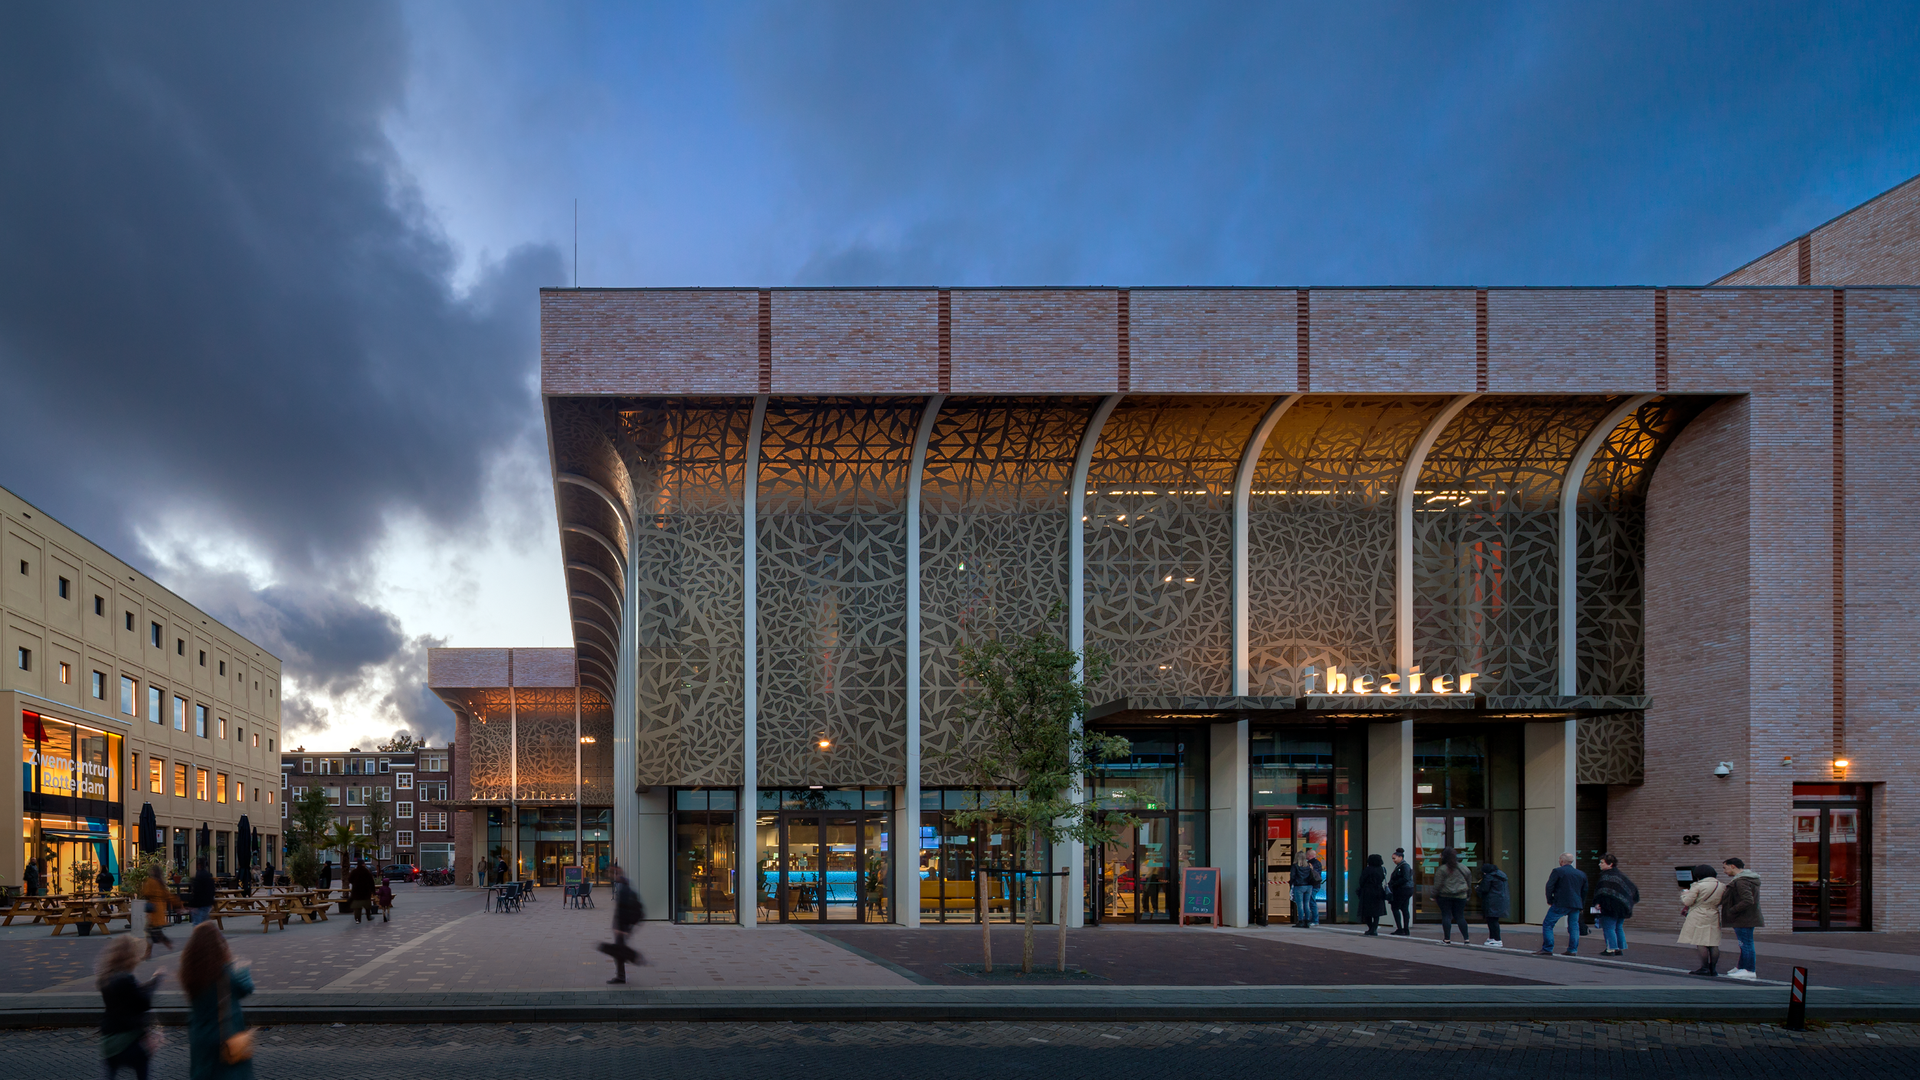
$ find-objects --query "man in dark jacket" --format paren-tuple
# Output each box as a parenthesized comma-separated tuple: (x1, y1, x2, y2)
(1537, 853, 1587, 956)
(601, 865, 644, 983)
(1387, 849, 1415, 935)
(1721, 857, 1763, 980)
(1288, 847, 1324, 927)
(348, 859, 378, 923)
(187, 858, 216, 925)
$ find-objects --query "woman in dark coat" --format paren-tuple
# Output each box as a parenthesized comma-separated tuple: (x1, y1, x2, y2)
(1476, 862, 1511, 947)
(1358, 854, 1389, 935)
(180, 923, 255, 1080)
(98, 935, 162, 1079)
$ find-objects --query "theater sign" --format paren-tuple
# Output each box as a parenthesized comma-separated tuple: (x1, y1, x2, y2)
(1301, 665, 1487, 697)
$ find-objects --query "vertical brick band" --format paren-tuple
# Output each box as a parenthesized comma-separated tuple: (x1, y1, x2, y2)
(1654, 289, 1668, 392)
(757, 290, 772, 393)
(1116, 289, 1131, 392)
(937, 290, 951, 394)
(1474, 289, 1489, 392)
(1798, 236, 1813, 286)
(1295, 289, 1311, 391)
(1832, 288, 1846, 756)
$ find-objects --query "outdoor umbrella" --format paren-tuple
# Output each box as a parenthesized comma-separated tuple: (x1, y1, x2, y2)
(237, 815, 251, 867)
(198, 822, 210, 866)
(138, 803, 157, 856)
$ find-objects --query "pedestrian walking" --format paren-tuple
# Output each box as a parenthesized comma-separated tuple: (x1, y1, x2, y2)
(1387, 848, 1414, 935)
(1288, 846, 1324, 927)
(476, 856, 488, 888)
(23, 859, 42, 896)
(98, 934, 164, 1080)
(1679, 863, 1728, 976)
(1720, 857, 1763, 980)
(180, 923, 254, 1079)
(1537, 852, 1587, 956)
(599, 864, 644, 983)
(320, 860, 334, 890)
(97, 865, 117, 896)
(1431, 848, 1472, 943)
(496, 856, 509, 884)
(142, 868, 179, 959)
(348, 860, 377, 924)
(375, 878, 394, 923)
(1594, 854, 1639, 956)
(1475, 862, 1509, 947)
(188, 859, 216, 926)
(1359, 854, 1388, 935)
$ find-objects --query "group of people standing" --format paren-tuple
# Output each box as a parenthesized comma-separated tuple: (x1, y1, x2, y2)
(1346, 849, 1765, 979)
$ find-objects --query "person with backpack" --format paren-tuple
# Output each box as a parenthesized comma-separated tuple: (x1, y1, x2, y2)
(1386, 849, 1415, 935)
(600, 864, 644, 983)
(1594, 854, 1640, 957)
(1288, 846, 1324, 927)
(1475, 862, 1509, 947)
(1431, 848, 1472, 944)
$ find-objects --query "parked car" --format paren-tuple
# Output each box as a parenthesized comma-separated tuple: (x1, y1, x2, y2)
(381, 863, 418, 882)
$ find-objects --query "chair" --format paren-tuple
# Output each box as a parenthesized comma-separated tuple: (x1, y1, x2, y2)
(576, 879, 594, 908)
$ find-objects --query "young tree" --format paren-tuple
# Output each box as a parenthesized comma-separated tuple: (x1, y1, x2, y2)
(288, 787, 335, 886)
(365, 797, 393, 870)
(951, 607, 1132, 974)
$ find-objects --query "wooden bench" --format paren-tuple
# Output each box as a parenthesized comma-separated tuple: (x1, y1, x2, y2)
(48, 899, 131, 936)
(1, 896, 65, 926)
(286, 896, 331, 923)
(214, 898, 291, 933)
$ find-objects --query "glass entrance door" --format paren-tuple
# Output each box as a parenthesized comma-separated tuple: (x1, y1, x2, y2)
(1094, 814, 1173, 922)
(761, 812, 890, 923)
(1793, 798, 1870, 930)
(1413, 814, 1487, 920)
(1251, 813, 1329, 924)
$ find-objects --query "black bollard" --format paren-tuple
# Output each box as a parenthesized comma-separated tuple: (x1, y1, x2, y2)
(1785, 966, 1808, 1030)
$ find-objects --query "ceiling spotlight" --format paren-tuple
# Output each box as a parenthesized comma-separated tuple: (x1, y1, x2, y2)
(580, 736, 596, 744)
(817, 738, 832, 750)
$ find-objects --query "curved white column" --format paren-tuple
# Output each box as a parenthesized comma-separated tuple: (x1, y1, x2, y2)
(739, 394, 768, 927)
(1560, 394, 1654, 696)
(900, 394, 944, 927)
(1063, 393, 1121, 929)
(1231, 394, 1301, 697)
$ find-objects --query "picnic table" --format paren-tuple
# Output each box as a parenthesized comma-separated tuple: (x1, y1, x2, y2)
(49, 897, 133, 936)
(212, 894, 298, 933)
(2, 894, 69, 926)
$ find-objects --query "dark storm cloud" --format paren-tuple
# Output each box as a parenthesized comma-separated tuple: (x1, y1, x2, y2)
(0, 5, 559, 720)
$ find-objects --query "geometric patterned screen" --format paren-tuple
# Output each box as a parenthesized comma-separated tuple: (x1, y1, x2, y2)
(460, 686, 614, 803)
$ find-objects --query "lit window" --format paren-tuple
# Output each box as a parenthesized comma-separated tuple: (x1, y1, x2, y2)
(251, 732, 259, 748)
(396, 772, 414, 790)
(396, 831, 414, 849)
(15, 647, 30, 671)
(421, 812, 447, 832)
(217, 773, 228, 803)
(173, 763, 187, 798)
(217, 716, 226, 740)
(122, 677, 136, 715)
(266, 789, 273, 804)
(149, 757, 162, 794)
(58, 661, 70, 684)
(195, 768, 208, 801)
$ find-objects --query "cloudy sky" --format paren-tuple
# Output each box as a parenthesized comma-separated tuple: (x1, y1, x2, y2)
(2, 2, 1916, 751)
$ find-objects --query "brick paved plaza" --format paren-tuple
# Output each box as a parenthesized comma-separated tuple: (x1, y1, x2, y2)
(5, 884, 1919, 997)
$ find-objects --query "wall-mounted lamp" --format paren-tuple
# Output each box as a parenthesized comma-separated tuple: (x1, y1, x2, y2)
(1714, 762, 1734, 778)
(579, 736, 596, 744)
(1832, 758, 1851, 775)
(816, 737, 832, 750)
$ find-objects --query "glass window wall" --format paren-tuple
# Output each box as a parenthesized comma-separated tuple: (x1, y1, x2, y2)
(673, 789, 738, 923)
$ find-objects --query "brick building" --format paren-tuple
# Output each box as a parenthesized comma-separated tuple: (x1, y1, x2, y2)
(278, 743, 455, 872)
(436, 173, 1919, 932)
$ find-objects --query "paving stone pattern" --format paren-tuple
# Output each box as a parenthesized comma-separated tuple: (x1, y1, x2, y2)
(5, 1020, 1919, 1079)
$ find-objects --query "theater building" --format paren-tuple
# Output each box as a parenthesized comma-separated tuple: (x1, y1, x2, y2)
(465, 174, 1918, 932)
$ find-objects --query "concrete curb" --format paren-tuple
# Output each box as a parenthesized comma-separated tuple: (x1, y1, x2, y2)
(3, 985, 1914, 1027)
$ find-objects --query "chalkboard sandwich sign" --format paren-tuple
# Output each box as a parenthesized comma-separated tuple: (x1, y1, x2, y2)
(1180, 866, 1221, 927)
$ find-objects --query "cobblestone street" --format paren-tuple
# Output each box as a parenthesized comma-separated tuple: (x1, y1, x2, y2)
(4, 1019, 1918, 1078)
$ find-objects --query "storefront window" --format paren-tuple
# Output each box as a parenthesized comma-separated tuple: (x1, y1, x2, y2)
(673, 788, 738, 923)
(21, 710, 124, 893)
(917, 789, 1051, 924)
(1411, 727, 1521, 921)
(1086, 729, 1209, 923)
(1248, 728, 1363, 924)
(752, 789, 892, 923)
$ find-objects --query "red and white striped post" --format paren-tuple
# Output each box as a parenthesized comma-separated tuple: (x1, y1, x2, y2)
(1786, 966, 1808, 1030)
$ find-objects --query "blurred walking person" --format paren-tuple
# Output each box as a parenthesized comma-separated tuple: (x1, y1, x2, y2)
(188, 859, 216, 926)
(99, 935, 163, 1080)
(180, 923, 254, 1079)
(1475, 862, 1509, 947)
(348, 860, 377, 924)
(1678, 863, 1728, 976)
(599, 864, 644, 984)
(1432, 848, 1472, 944)
(1358, 854, 1388, 935)
(1537, 853, 1587, 956)
(1387, 849, 1414, 935)
(1720, 858, 1763, 980)
(142, 867, 180, 959)
(1594, 854, 1639, 956)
